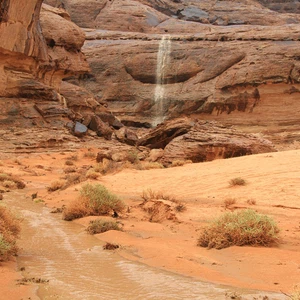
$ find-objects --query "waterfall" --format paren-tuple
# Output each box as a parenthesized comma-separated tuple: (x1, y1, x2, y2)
(153, 35, 171, 126)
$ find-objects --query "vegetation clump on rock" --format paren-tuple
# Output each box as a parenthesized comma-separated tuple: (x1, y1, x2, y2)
(198, 209, 279, 249)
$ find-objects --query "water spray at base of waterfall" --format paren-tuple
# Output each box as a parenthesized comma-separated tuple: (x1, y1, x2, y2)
(152, 35, 171, 127)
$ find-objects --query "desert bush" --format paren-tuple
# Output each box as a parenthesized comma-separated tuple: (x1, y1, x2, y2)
(174, 203, 187, 212)
(171, 160, 193, 167)
(229, 177, 247, 186)
(224, 198, 236, 209)
(127, 150, 139, 164)
(86, 219, 122, 234)
(66, 154, 78, 161)
(291, 285, 300, 300)
(0, 173, 25, 189)
(246, 199, 256, 205)
(63, 183, 125, 221)
(86, 169, 99, 180)
(142, 162, 164, 170)
(141, 189, 175, 201)
(83, 152, 96, 159)
(198, 209, 279, 249)
(0, 206, 21, 261)
(2, 180, 16, 189)
(99, 160, 123, 175)
(65, 160, 74, 166)
(103, 242, 119, 250)
(47, 180, 66, 192)
(64, 167, 77, 174)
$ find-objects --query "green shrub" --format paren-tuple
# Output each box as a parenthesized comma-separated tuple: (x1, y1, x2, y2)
(198, 209, 279, 249)
(63, 183, 125, 221)
(0, 206, 21, 261)
(86, 219, 122, 234)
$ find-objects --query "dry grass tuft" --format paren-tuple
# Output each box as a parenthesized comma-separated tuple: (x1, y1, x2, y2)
(83, 152, 96, 159)
(229, 177, 247, 186)
(103, 242, 119, 250)
(64, 167, 77, 174)
(66, 154, 78, 161)
(85, 219, 122, 234)
(63, 183, 125, 221)
(141, 162, 164, 170)
(246, 199, 256, 205)
(198, 209, 279, 249)
(0, 173, 26, 189)
(65, 160, 74, 166)
(0, 206, 21, 261)
(2, 180, 16, 189)
(47, 180, 66, 192)
(291, 285, 300, 300)
(174, 203, 187, 212)
(171, 160, 193, 167)
(141, 189, 175, 201)
(126, 150, 140, 164)
(86, 169, 100, 180)
(224, 198, 236, 209)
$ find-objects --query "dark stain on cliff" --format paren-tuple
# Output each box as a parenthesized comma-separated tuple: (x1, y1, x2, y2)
(0, 0, 10, 23)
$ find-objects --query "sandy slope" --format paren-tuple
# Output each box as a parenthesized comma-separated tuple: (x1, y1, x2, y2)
(0, 148, 299, 297)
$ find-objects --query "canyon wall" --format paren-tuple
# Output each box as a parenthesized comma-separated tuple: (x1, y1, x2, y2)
(43, 0, 300, 147)
(0, 0, 91, 128)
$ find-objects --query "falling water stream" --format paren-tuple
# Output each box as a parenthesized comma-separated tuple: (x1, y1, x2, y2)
(6, 191, 287, 300)
(153, 35, 172, 127)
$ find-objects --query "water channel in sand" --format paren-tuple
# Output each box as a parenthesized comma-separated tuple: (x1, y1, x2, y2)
(6, 191, 287, 300)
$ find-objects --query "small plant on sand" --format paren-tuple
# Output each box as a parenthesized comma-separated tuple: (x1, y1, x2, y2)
(290, 285, 300, 300)
(86, 169, 100, 180)
(171, 159, 193, 167)
(2, 180, 16, 189)
(64, 167, 77, 174)
(246, 199, 256, 205)
(141, 189, 175, 201)
(198, 209, 279, 249)
(85, 219, 122, 235)
(66, 154, 78, 161)
(47, 180, 66, 192)
(0, 206, 21, 261)
(103, 242, 119, 250)
(63, 183, 125, 221)
(174, 203, 187, 212)
(83, 152, 96, 159)
(141, 162, 164, 170)
(127, 150, 139, 164)
(229, 177, 247, 186)
(0, 173, 26, 189)
(224, 198, 236, 209)
(96, 160, 123, 175)
(65, 160, 74, 166)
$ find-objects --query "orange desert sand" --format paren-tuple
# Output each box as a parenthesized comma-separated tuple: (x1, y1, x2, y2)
(0, 148, 299, 298)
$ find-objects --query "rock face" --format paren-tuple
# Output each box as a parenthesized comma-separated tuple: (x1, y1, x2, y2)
(0, 1, 90, 128)
(2, 0, 300, 156)
(137, 118, 276, 165)
(42, 0, 300, 148)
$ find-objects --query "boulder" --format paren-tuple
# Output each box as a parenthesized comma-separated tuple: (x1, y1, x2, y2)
(137, 118, 194, 149)
(89, 116, 113, 140)
(148, 149, 164, 162)
(115, 127, 138, 146)
(161, 120, 276, 165)
(73, 121, 88, 137)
